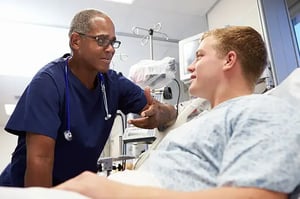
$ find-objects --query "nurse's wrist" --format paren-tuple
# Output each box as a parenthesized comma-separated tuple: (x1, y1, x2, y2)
(157, 103, 177, 131)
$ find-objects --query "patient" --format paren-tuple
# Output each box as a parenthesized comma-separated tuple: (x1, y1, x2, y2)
(48, 26, 300, 198)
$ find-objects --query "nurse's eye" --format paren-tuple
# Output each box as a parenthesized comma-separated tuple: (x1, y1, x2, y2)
(95, 35, 108, 46)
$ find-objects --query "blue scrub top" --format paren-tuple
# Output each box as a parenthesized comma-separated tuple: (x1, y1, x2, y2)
(1, 54, 147, 186)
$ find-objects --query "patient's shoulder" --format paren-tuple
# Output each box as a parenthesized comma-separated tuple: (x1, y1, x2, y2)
(223, 94, 299, 125)
(223, 94, 291, 112)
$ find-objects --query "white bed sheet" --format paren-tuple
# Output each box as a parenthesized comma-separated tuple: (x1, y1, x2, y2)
(0, 187, 90, 199)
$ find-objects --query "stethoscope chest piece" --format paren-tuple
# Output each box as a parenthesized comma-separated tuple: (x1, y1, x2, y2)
(105, 114, 112, 120)
(64, 130, 72, 141)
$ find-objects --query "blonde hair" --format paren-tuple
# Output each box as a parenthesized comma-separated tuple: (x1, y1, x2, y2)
(202, 26, 267, 86)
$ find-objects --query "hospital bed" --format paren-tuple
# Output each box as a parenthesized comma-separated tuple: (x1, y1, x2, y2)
(0, 68, 299, 198)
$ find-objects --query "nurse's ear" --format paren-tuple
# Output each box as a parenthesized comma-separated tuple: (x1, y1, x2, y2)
(69, 32, 81, 50)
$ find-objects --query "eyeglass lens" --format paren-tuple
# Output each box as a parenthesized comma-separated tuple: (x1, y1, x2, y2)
(96, 35, 120, 49)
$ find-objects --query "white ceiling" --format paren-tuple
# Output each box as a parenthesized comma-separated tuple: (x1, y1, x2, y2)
(0, 0, 219, 127)
(0, 0, 219, 40)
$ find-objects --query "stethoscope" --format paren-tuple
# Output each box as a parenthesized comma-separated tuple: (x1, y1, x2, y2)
(63, 60, 112, 141)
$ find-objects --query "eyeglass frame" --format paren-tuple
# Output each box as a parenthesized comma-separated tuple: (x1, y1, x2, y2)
(76, 32, 121, 49)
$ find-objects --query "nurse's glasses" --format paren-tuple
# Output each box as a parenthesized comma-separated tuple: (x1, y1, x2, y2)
(77, 32, 121, 49)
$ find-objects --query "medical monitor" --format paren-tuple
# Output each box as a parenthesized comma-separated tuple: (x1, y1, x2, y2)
(178, 33, 203, 83)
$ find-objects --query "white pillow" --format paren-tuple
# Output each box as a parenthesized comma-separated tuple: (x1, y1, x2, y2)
(268, 68, 300, 199)
(266, 68, 300, 108)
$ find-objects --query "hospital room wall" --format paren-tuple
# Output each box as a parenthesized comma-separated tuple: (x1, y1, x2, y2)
(207, 0, 299, 84)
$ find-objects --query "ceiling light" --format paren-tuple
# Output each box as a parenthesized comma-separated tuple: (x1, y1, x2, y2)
(4, 104, 16, 116)
(104, 0, 135, 4)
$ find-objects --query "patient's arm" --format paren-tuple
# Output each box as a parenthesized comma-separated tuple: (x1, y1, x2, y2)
(55, 171, 287, 199)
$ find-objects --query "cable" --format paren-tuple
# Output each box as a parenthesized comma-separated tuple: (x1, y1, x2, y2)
(172, 78, 181, 116)
(116, 112, 125, 133)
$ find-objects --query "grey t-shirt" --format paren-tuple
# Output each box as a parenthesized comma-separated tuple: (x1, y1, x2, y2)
(139, 94, 300, 193)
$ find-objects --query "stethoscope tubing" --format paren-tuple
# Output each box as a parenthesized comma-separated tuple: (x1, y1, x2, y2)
(63, 59, 111, 141)
(99, 74, 112, 120)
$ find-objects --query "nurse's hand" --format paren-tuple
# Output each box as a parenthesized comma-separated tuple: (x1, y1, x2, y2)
(128, 87, 177, 130)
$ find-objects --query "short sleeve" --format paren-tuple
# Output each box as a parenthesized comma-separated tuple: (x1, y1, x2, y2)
(115, 73, 147, 114)
(5, 72, 61, 139)
(217, 100, 300, 193)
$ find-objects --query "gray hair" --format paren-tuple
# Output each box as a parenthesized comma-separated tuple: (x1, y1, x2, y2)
(68, 9, 107, 37)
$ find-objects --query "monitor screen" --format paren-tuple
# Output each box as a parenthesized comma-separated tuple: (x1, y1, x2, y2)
(178, 33, 203, 83)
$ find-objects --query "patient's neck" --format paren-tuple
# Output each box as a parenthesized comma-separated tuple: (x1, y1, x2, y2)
(210, 84, 253, 108)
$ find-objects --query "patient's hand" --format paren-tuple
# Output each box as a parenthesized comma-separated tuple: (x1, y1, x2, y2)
(55, 171, 165, 199)
(55, 171, 119, 199)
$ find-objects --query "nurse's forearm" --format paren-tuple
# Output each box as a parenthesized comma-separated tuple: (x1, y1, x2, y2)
(156, 102, 177, 131)
(25, 132, 55, 187)
(25, 159, 53, 187)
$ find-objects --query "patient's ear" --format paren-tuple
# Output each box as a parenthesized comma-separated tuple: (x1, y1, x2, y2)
(223, 51, 237, 71)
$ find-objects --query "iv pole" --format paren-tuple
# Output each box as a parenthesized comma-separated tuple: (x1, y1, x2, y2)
(132, 23, 168, 60)
(149, 28, 154, 60)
